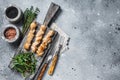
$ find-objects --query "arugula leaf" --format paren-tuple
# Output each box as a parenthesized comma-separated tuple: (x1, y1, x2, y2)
(12, 52, 37, 77)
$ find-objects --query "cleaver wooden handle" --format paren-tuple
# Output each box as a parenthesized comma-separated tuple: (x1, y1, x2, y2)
(37, 63, 48, 80)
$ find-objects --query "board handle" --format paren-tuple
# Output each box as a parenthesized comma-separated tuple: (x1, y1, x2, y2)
(43, 2, 60, 27)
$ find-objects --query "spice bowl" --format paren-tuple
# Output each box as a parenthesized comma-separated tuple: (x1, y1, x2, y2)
(2, 24, 21, 43)
(4, 4, 23, 23)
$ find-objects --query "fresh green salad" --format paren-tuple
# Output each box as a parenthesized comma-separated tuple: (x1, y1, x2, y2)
(12, 52, 37, 76)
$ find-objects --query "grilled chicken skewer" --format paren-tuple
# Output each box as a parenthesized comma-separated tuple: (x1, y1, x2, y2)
(31, 25, 46, 53)
(24, 21, 37, 50)
(36, 30, 54, 56)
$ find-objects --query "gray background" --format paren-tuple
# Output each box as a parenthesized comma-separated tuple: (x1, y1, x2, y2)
(0, 0, 120, 80)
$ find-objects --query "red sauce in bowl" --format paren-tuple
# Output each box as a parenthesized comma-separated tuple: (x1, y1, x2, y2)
(4, 27, 16, 40)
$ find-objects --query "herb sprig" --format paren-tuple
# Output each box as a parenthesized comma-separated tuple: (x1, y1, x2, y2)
(22, 6, 40, 35)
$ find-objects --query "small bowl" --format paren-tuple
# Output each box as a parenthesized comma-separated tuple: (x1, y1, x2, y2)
(2, 24, 20, 43)
(4, 5, 23, 23)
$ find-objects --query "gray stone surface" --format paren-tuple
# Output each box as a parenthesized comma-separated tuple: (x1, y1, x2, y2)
(1, 0, 120, 80)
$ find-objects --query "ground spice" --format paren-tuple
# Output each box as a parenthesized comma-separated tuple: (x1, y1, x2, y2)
(4, 27, 16, 40)
(6, 6, 18, 19)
